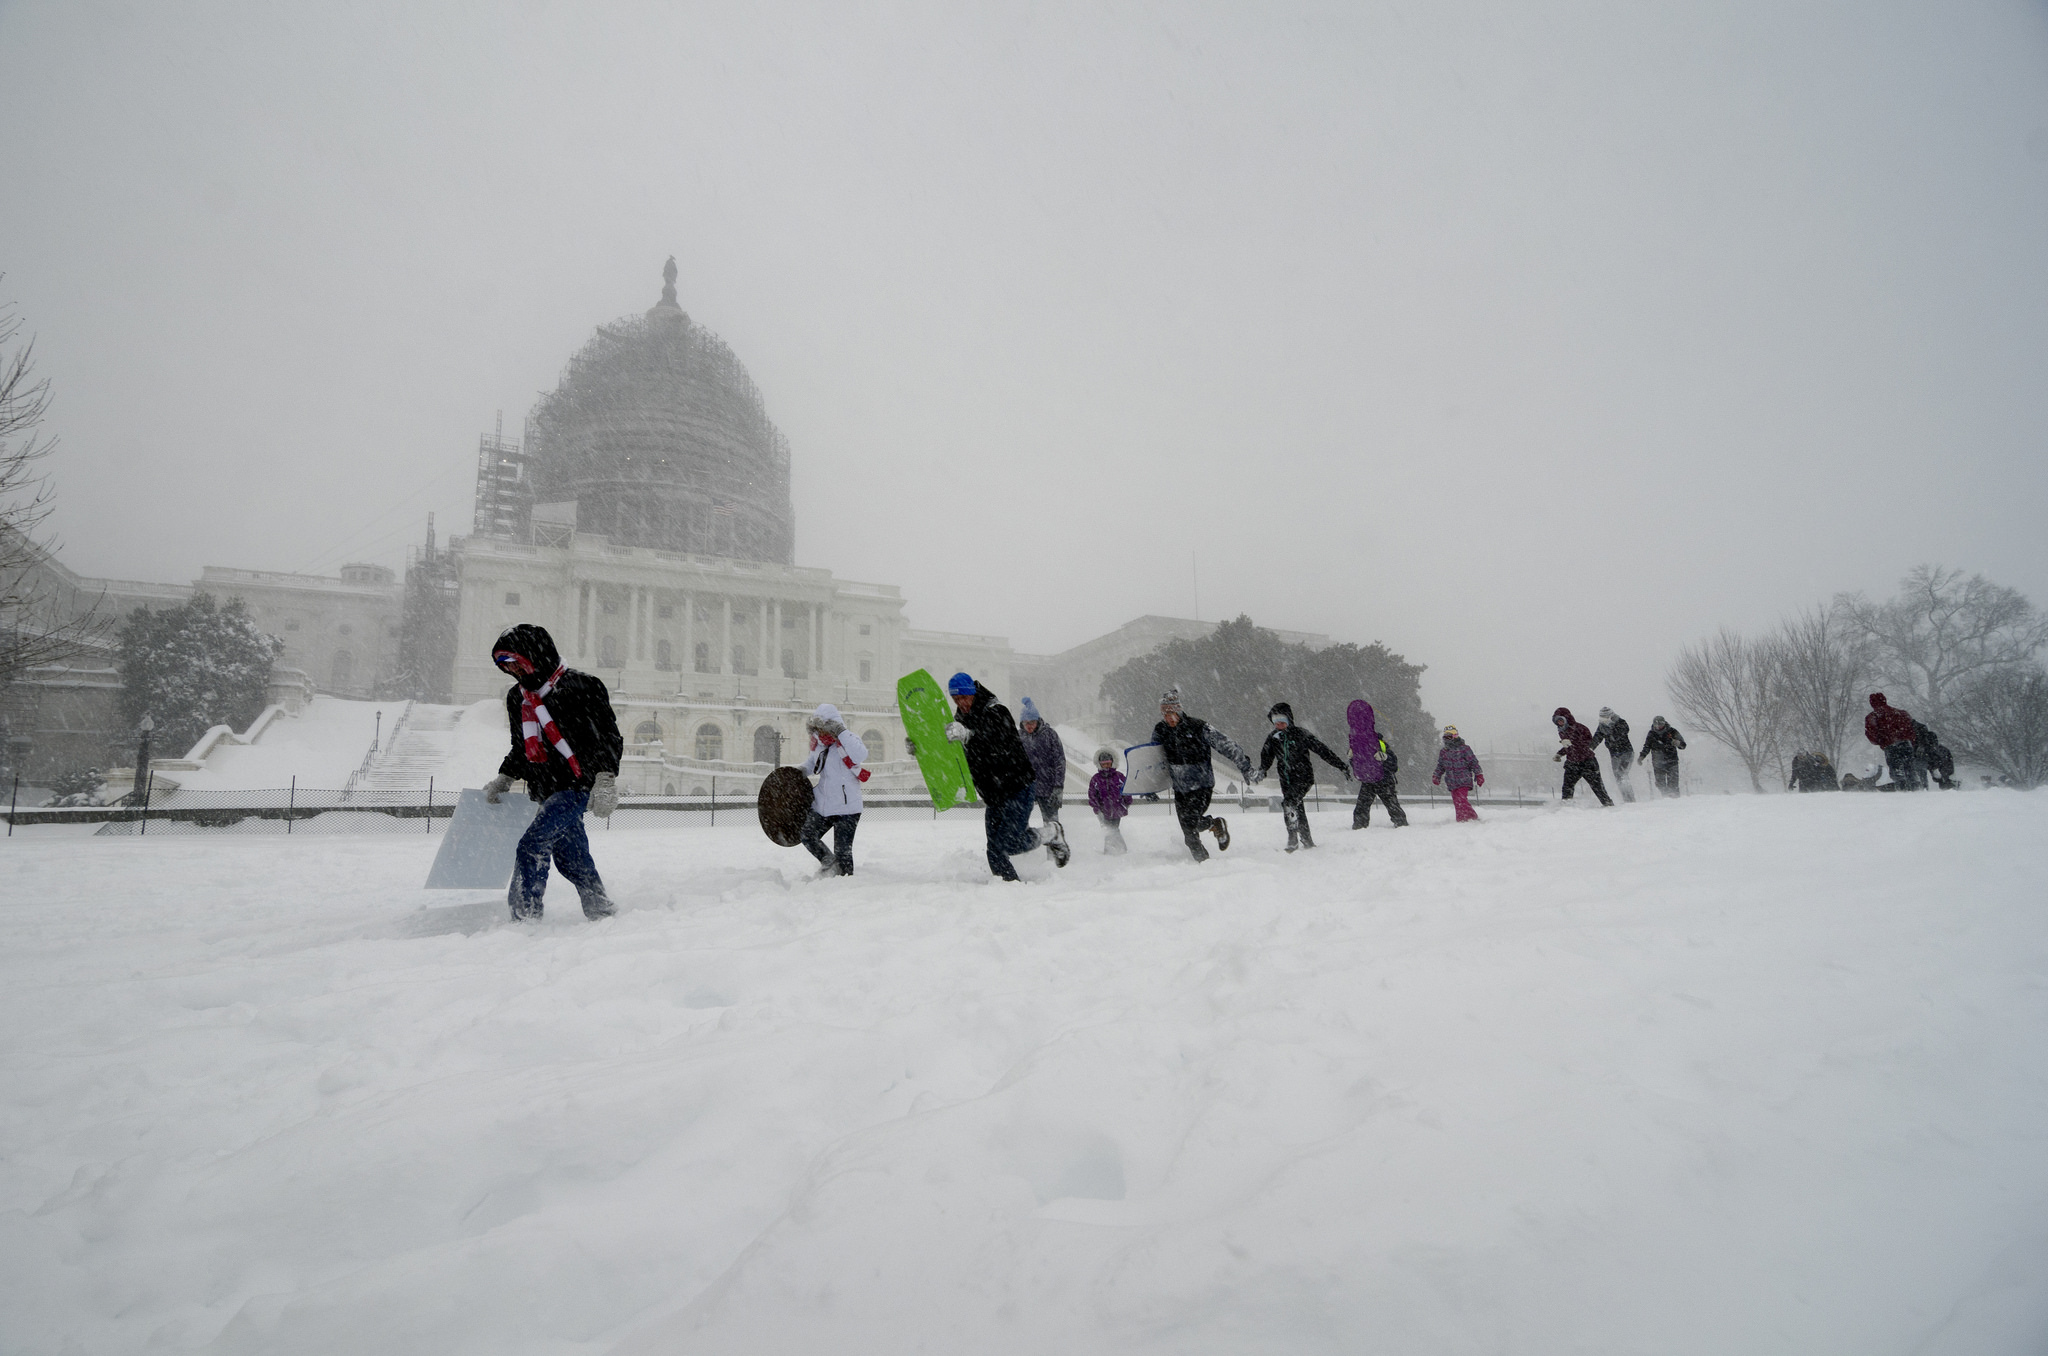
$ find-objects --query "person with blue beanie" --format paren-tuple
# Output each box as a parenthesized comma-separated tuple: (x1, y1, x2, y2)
(1018, 696, 1067, 836)
(942, 672, 1070, 879)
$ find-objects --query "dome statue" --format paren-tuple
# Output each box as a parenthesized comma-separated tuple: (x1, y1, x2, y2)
(522, 259, 795, 563)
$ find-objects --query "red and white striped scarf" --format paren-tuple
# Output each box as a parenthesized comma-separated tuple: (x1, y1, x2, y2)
(520, 665, 582, 777)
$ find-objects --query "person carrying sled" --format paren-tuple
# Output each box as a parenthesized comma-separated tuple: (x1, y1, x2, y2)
(482, 624, 624, 921)
(1154, 686, 1253, 861)
(1088, 747, 1132, 854)
(1788, 750, 1839, 792)
(1018, 698, 1067, 833)
(942, 671, 1069, 879)
(799, 702, 868, 876)
(1432, 725, 1484, 822)
(1913, 719, 1958, 790)
(1640, 717, 1687, 796)
(1253, 701, 1350, 851)
(1594, 707, 1637, 803)
(1345, 699, 1409, 829)
(1552, 707, 1614, 806)
(1863, 693, 1923, 791)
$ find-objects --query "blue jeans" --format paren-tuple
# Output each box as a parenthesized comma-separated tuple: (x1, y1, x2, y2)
(511, 790, 610, 919)
(985, 788, 1042, 880)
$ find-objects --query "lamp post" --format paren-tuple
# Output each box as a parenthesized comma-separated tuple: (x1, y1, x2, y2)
(374, 709, 382, 751)
(133, 716, 153, 806)
(5, 733, 32, 838)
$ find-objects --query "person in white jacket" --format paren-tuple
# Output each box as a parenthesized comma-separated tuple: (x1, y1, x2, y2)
(800, 702, 868, 876)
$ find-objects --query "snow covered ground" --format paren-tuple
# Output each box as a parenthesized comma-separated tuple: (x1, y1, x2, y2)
(3, 791, 2045, 1355)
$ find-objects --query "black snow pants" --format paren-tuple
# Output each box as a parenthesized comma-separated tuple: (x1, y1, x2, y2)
(1173, 787, 1217, 861)
(1352, 778, 1408, 828)
(800, 810, 860, 876)
(1649, 758, 1680, 797)
(1883, 741, 1925, 791)
(1561, 759, 1613, 806)
(1609, 751, 1637, 803)
(1281, 788, 1317, 849)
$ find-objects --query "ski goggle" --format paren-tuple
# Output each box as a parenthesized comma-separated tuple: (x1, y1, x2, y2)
(493, 650, 535, 676)
(1271, 715, 1289, 725)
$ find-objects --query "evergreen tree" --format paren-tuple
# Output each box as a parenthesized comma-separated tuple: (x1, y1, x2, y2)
(117, 593, 281, 758)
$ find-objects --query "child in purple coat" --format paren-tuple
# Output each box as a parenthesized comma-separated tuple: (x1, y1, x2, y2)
(1088, 748, 1131, 855)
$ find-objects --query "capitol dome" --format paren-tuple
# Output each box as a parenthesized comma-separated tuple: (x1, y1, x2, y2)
(523, 259, 795, 564)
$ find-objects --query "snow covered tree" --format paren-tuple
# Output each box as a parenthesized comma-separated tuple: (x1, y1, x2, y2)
(1942, 665, 2048, 790)
(1101, 615, 1435, 772)
(1764, 606, 1872, 773)
(1834, 566, 2048, 727)
(117, 593, 282, 758)
(1666, 628, 1786, 793)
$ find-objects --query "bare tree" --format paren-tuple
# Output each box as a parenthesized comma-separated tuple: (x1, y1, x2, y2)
(0, 287, 100, 684)
(1666, 628, 1786, 792)
(1765, 605, 1872, 773)
(1943, 666, 2048, 790)
(1834, 566, 2048, 726)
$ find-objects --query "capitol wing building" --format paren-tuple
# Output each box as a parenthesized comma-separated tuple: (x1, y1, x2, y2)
(441, 261, 1013, 796)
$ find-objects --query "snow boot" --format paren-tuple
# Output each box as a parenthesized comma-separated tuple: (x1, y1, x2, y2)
(1044, 817, 1071, 868)
(1211, 816, 1231, 851)
(1298, 818, 1316, 850)
(582, 895, 616, 920)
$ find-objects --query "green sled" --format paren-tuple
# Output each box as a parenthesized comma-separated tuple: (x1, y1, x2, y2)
(897, 668, 978, 812)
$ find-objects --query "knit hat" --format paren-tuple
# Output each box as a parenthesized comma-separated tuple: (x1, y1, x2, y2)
(1442, 725, 1459, 740)
(1159, 686, 1184, 713)
(947, 671, 976, 697)
(1020, 697, 1042, 724)
(1599, 706, 1616, 721)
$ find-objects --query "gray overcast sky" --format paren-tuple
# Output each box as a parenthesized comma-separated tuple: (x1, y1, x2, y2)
(4, 1, 2047, 744)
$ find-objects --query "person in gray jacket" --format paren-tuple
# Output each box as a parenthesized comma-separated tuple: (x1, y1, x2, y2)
(1018, 697, 1067, 834)
(1152, 686, 1254, 862)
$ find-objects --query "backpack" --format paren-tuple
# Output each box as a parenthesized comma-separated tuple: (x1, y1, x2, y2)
(1378, 738, 1398, 776)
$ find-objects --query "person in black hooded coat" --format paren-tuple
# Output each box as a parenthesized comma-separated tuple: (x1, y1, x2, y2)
(482, 623, 624, 921)
(1254, 701, 1349, 851)
(940, 674, 1068, 879)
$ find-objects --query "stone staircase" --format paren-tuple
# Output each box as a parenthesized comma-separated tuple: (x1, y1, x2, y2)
(360, 702, 467, 791)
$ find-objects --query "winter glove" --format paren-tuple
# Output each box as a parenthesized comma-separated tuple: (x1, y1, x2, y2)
(944, 721, 971, 745)
(1248, 769, 1266, 786)
(1476, 774, 1485, 787)
(903, 736, 917, 757)
(588, 772, 619, 818)
(1372, 749, 1386, 762)
(483, 774, 514, 804)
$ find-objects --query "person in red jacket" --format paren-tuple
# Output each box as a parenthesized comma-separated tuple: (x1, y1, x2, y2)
(1552, 706, 1614, 806)
(1863, 693, 1925, 790)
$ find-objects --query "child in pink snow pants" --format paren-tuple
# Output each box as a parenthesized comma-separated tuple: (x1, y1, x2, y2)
(1433, 725, 1484, 822)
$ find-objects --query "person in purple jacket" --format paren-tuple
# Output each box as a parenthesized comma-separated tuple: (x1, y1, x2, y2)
(1347, 700, 1410, 829)
(1552, 706, 1614, 806)
(1087, 747, 1131, 854)
(1432, 725, 1484, 822)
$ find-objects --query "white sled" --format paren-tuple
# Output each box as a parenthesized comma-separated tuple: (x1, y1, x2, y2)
(425, 788, 539, 889)
(1122, 742, 1171, 796)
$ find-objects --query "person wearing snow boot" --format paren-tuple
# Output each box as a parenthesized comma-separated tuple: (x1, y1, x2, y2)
(483, 624, 624, 921)
(1593, 707, 1637, 803)
(1018, 698, 1067, 834)
(1153, 686, 1253, 862)
(1088, 748, 1132, 854)
(1640, 717, 1687, 796)
(1552, 707, 1614, 806)
(1345, 699, 1409, 829)
(1914, 721, 1958, 790)
(1432, 726, 1485, 822)
(1863, 693, 1923, 791)
(799, 702, 867, 876)
(944, 671, 1069, 879)
(1788, 750, 1839, 792)
(1254, 702, 1350, 851)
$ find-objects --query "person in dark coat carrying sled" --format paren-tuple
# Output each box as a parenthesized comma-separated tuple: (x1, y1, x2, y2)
(941, 672, 1070, 880)
(1346, 699, 1409, 829)
(1593, 707, 1637, 803)
(1253, 701, 1350, 851)
(482, 624, 624, 921)
(1155, 686, 1254, 862)
(1552, 706, 1614, 806)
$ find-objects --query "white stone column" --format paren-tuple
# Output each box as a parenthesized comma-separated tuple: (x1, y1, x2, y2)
(682, 592, 695, 674)
(812, 605, 823, 675)
(719, 596, 732, 675)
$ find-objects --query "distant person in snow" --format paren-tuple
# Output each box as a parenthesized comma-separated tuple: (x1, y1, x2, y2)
(1018, 698, 1067, 833)
(1253, 701, 1350, 852)
(482, 623, 624, 922)
(1593, 707, 1637, 803)
(1788, 750, 1839, 792)
(1863, 693, 1923, 791)
(1088, 747, 1131, 854)
(1552, 707, 1614, 806)
(1913, 720, 1958, 790)
(943, 671, 1069, 879)
(1154, 686, 1253, 862)
(1346, 699, 1409, 829)
(1432, 725, 1484, 822)
(1640, 717, 1687, 797)
(799, 702, 867, 876)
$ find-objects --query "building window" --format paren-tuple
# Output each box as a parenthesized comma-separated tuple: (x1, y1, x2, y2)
(781, 648, 798, 678)
(657, 604, 674, 619)
(338, 623, 353, 636)
(656, 639, 674, 670)
(859, 659, 872, 683)
(599, 635, 620, 666)
(694, 641, 712, 673)
(753, 725, 781, 764)
(331, 650, 354, 690)
(863, 729, 884, 761)
(859, 624, 871, 636)
(634, 719, 663, 746)
(285, 620, 300, 631)
(602, 599, 618, 615)
(505, 592, 521, 606)
(663, 782, 676, 797)
(695, 724, 724, 761)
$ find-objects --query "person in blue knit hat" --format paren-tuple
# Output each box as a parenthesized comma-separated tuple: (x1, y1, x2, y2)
(940, 671, 1069, 879)
(1017, 696, 1067, 838)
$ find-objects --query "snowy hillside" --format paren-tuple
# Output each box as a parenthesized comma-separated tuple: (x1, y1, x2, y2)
(2, 793, 2045, 1354)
